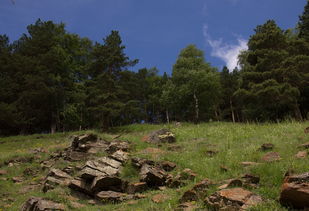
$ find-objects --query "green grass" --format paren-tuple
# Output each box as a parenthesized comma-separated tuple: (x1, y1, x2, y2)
(0, 121, 308, 210)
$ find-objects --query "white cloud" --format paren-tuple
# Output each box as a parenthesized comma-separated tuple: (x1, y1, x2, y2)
(203, 24, 248, 71)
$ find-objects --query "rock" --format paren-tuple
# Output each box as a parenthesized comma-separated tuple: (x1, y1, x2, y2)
(107, 140, 130, 153)
(126, 182, 147, 194)
(62, 166, 75, 174)
(177, 202, 199, 211)
(180, 190, 198, 203)
(295, 151, 308, 159)
(90, 176, 124, 193)
(21, 197, 65, 211)
(70, 201, 85, 209)
(69, 178, 93, 196)
(159, 161, 176, 172)
(23, 167, 38, 176)
(152, 194, 169, 203)
(97, 157, 123, 169)
(140, 164, 168, 187)
(304, 127, 309, 134)
(279, 172, 309, 209)
(12, 176, 23, 183)
(241, 161, 261, 167)
(259, 143, 274, 151)
(220, 165, 229, 172)
(19, 184, 41, 194)
(166, 177, 186, 188)
(40, 160, 55, 169)
(241, 174, 260, 185)
(298, 142, 309, 149)
(167, 145, 182, 152)
(142, 129, 176, 144)
(205, 188, 263, 210)
(43, 169, 72, 192)
(109, 150, 129, 163)
(71, 134, 98, 151)
(261, 152, 281, 162)
(218, 179, 243, 190)
(193, 179, 212, 191)
(80, 159, 120, 180)
(178, 168, 197, 180)
(131, 157, 155, 168)
(0, 170, 7, 175)
(205, 150, 219, 157)
(96, 191, 130, 203)
(64, 151, 89, 161)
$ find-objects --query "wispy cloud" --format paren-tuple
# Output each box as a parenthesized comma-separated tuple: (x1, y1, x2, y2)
(203, 24, 248, 71)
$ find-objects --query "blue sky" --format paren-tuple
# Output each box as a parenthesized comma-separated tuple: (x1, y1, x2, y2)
(0, 0, 307, 74)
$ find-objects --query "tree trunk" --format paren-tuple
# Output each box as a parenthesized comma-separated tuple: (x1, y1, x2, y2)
(294, 103, 303, 121)
(230, 98, 235, 123)
(51, 112, 56, 134)
(166, 109, 170, 124)
(193, 91, 199, 124)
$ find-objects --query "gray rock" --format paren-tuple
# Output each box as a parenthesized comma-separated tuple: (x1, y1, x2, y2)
(140, 164, 167, 187)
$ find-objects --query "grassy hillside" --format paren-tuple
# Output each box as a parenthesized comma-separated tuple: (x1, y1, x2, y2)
(0, 121, 308, 210)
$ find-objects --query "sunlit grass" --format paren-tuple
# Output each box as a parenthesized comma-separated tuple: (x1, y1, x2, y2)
(0, 121, 308, 210)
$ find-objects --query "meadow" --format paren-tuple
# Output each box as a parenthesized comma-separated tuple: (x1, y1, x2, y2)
(0, 121, 308, 210)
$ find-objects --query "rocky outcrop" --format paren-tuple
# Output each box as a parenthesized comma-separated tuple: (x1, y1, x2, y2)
(279, 172, 309, 209)
(140, 164, 168, 187)
(142, 129, 176, 144)
(43, 168, 72, 192)
(205, 188, 263, 210)
(21, 197, 65, 211)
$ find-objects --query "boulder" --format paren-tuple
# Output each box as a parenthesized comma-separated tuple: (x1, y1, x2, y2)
(126, 182, 148, 194)
(205, 188, 263, 210)
(179, 190, 198, 203)
(261, 152, 281, 162)
(279, 172, 309, 209)
(107, 140, 130, 153)
(96, 157, 122, 169)
(21, 197, 65, 211)
(109, 150, 129, 163)
(177, 168, 197, 180)
(131, 157, 155, 168)
(43, 174, 72, 192)
(71, 134, 98, 152)
(259, 143, 274, 151)
(159, 161, 176, 172)
(140, 164, 168, 187)
(90, 176, 124, 193)
(80, 160, 120, 180)
(68, 178, 92, 196)
(142, 129, 176, 144)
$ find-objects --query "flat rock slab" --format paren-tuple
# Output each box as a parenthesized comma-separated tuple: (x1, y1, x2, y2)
(96, 191, 132, 203)
(280, 172, 309, 209)
(21, 197, 65, 211)
(126, 182, 147, 194)
(107, 140, 130, 153)
(205, 188, 263, 210)
(261, 152, 281, 162)
(109, 150, 129, 163)
(142, 129, 176, 144)
(80, 160, 120, 179)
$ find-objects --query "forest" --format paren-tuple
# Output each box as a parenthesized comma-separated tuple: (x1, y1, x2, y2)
(1, 3, 309, 136)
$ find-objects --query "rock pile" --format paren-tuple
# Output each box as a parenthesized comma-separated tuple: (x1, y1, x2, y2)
(21, 197, 65, 211)
(142, 129, 176, 144)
